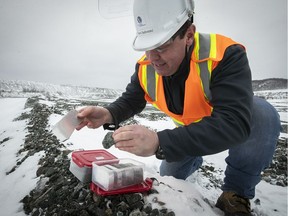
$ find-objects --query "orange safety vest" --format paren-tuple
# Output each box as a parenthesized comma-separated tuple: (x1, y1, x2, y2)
(138, 32, 243, 127)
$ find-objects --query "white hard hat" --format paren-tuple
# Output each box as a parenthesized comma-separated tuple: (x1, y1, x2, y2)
(132, 0, 195, 51)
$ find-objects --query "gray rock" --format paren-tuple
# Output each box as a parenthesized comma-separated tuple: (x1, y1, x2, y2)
(102, 132, 115, 149)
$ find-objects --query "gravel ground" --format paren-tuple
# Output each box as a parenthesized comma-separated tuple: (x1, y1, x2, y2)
(6, 96, 287, 216)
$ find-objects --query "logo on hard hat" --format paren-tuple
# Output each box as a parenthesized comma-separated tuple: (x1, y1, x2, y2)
(137, 16, 142, 24)
(136, 16, 146, 27)
(138, 29, 153, 35)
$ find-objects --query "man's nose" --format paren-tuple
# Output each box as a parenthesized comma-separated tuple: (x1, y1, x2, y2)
(146, 50, 160, 61)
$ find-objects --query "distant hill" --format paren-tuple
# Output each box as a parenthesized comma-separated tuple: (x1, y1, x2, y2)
(252, 78, 287, 91)
(0, 80, 122, 100)
(0, 78, 287, 99)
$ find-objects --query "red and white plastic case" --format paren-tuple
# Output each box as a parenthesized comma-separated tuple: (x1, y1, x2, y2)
(91, 158, 145, 191)
(69, 150, 117, 183)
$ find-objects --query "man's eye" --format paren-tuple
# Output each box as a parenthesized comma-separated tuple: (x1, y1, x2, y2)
(157, 45, 168, 52)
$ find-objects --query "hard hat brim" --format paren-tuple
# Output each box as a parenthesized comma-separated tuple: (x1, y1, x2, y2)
(132, 31, 171, 52)
(132, 17, 188, 52)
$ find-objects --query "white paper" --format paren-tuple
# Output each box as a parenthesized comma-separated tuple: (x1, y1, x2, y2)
(52, 110, 81, 141)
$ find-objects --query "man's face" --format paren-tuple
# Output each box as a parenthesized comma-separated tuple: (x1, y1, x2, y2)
(145, 25, 195, 76)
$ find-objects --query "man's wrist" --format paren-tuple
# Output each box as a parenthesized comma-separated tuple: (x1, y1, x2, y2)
(103, 108, 114, 124)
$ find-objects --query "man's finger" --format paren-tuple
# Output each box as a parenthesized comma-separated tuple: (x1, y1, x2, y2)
(115, 139, 134, 148)
(117, 145, 135, 153)
(77, 106, 94, 118)
(75, 120, 88, 130)
(113, 131, 134, 143)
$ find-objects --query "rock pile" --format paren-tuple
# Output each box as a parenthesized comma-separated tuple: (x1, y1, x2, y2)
(13, 97, 175, 216)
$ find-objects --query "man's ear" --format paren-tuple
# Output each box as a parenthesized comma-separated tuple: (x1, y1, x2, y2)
(186, 24, 196, 46)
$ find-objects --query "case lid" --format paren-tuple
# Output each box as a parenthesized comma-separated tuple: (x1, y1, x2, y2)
(71, 150, 117, 168)
(90, 178, 153, 196)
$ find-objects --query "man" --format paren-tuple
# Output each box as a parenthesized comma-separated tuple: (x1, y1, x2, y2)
(76, 0, 281, 215)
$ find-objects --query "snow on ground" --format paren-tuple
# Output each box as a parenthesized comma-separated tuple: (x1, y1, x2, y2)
(0, 97, 287, 216)
(0, 98, 45, 216)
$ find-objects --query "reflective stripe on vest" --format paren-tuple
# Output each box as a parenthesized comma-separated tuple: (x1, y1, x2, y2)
(194, 33, 217, 101)
(138, 32, 241, 126)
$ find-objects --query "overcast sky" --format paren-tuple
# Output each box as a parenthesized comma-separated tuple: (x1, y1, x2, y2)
(0, 0, 287, 89)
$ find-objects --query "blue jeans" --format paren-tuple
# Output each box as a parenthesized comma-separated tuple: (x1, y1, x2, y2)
(160, 97, 281, 199)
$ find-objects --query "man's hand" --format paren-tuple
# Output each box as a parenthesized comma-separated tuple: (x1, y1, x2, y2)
(113, 125, 159, 157)
(76, 106, 113, 130)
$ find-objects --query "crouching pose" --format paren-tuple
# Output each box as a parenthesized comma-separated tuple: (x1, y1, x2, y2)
(77, 1, 281, 215)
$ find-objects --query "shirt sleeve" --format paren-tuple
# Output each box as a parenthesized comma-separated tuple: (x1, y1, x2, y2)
(157, 45, 254, 162)
(105, 64, 147, 128)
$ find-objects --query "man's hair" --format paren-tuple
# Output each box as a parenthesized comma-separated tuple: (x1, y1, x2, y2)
(172, 16, 193, 40)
